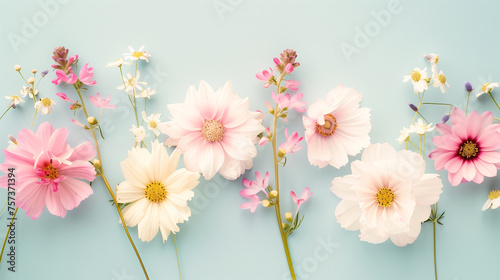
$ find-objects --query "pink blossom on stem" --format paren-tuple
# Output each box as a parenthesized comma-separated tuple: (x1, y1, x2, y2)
(285, 80, 300, 91)
(79, 63, 97, 86)
(279, 128, 303, 154)
(284, 63, 294, 74)
(89, 92, 116, 109)
(56, 92, 75, 103)
(52, 68, 77, 85)
(272, 92, 306, 112)
(71, 119, 86, 128)
(259, 127, 271, 146)
(256, 68, 273, 80)
(290, 187, 312, 213)
(240, 193, 261, 213)
(241, 171, 269, 196)
(273, 57, 280, 66)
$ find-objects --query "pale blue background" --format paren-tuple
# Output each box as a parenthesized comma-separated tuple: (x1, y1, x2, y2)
(1, 0, 499, 279)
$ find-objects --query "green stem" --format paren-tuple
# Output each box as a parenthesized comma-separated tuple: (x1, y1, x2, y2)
(411, 91, 425, 124)
(271, 72, 296, 280)
(407, 140, 418, 151)
(421, 102, 454, 107)
(433, 220, 437, 280)
(465, 92, 471, 116)
(0, 208, 18, 263)
(17, 72, 29, 86)
(73, 84, 150, 280)
(417, 112, 430, 124)
(30, 109, 38, 130)
(172, 234, 182, 280)
(0, 106, 12, 120)
(488, 92, 500, 112)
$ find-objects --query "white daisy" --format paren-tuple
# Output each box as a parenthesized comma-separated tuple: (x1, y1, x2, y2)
(411, 118, 434, 135)
(117, 71, 147, 93)
(424, 53, 439, 65)
(403, 67, 429, 94)
(432, 70, 449, 93)
(19, 86, 38, 98)
(34, 98, 55, 114)
(482, 190, 500, 211)
(5, 95, 24, 106)
(106, 58, 131, 68)
(396, 127, 413, 144)
(331, 143, 443, 246)
(116, 141, 200, 242)
(130, 125, 146, 142)
(142, 111, 165, 136)
(123, 45, 151, 63)
(137, 87, 157, 99)
(476, 83, 499, 98)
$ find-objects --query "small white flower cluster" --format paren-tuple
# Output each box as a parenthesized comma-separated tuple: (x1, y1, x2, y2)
(403, 53, 449, 94)
(396, 118, 435, 144)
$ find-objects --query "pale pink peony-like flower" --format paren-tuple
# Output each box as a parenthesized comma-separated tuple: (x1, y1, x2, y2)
(162, 81, 264, 180)
(331, 143, 443, 246)
(429, 108, 500, 186)
(0, 122, 96, 219)
(303, 84, 371, 169)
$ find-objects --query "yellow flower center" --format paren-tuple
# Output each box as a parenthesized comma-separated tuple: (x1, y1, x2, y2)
(376, 187, 395, 207)
(41, 98, 52, 106)
(410, 70, 421, 82)
(43, 163, 58, 179)
(148, 120, 158, 129)
(202, 120, 224, 142)
(11, 95, 20, 101)
(438, 74, 446, 84)
(127, 78, 136, 87)
(132, 51, 143, 58)
(145, 182, 167, 203)
(434, 56, 439, 64)
(316, 114, 338, 136)
(481, 83, 490, 93)
(488, 190, 500, 200)
(459, 140, 479, 159)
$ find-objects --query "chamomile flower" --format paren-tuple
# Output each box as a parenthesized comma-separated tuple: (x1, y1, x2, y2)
(476, 83, 499, 98)
(142, 111, 165, 136)
(106, 58, 131, 68)
(123, 45, 151, 63)
(5, 95, 25, 106)
(482, 190, 500, 211)
(137, 88, 157, 99)
(117, 71, 147, 93)
(130, 125, 146, 143)
(403, 67, 429, 94)
(432, 70, 449, 93)
(19, 86, 38, 98)
(34, 98, 55, 114)
(411, 118, 434, 135)
(396, 127, 413, 144)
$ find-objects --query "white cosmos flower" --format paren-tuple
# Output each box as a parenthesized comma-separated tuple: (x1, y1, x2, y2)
(106, 58, 131, 68)
(331, 143, 443, 246)
(476, 83, 499, 98)
(137, 87, 157, 99)
(403, 67, 428, 94)
(34, 98, 55, 114)
(130, 125, 146, 142)
(142, 111, 166, 136)
(116, 141, 200, 242)
(410, 118, 434, 135)
(117, 71, 147, 93)
(432, 70, 449, 93)
(482, 190, 500, 211)
(123, 45, 151, 63)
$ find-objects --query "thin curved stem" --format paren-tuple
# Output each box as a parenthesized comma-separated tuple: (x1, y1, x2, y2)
(433, 221, 437, 280)
(465, 92, 471, 116)
(73, 84, 149, 279)
(488, 92, 500, 112)
(172, 234, 182, 280)
(0, 106, 12, 120)
(271, 72, 296, 280)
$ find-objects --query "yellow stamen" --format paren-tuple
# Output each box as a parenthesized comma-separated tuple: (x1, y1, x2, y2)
(149, 120, 158, 129)
(459, 140, 479, 159)
(202, 120, 224, 142)
(316, 114, 338, 136)
(482, 83, 490, 93)
(132, 51, 143, 58)
(376, 187, 395, 207)
(488, 190, 500, 200)
(43, 163, 58, 179)
(145, 182, 167, 203)
(41, 98, 51, 107)
(410, 70, 421, 82)
(438, 74, 446, 84)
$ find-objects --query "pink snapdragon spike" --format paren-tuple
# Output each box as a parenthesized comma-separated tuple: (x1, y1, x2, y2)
(256, 68, 274, 88)
(272, 92, 306, 112)
(285, 80, 300, 91)
(56, 92, 75, 103)
(68, 54, 78, 65)
(273, 57, 280, 66)
(429, 108, 500, 186)
(284, 63, 294, 74)
(0, 122, 96, 219)
(241, 171, 269, 196)
(279, 128, 303, 154)
(290, 187, 312, 212)
(240, 193, 261, 213)
(89, 92, 116, 109)
(52, 68, 77, 85)
(79, 63, 97, 86)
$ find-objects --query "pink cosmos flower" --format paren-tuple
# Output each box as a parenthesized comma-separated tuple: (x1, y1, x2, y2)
(162, 81, 264, 180)
(285, 80, 300, 91)
(240, 193, 261, 213)
(290, 187, 312, 213)
(0, 122, 96, 219)
(279, 128, 303, 154)
(56, 92, 75, 103)
(429, 108, 500, 186)
(303, 84, 371, 169)
(52, 63, 96, 86)
(89, 92, 116, 109)
(272, 92, 306, 113)
(241, 171, 269, 196)
(256, 68, 274, 88)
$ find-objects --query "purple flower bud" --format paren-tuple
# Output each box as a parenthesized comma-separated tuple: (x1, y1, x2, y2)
(424, 54, 431, 61)
(41, 70, 49, 77)
(465, 82, 473, 92)
(9, 101, 16, 109)
(441, 114, 450, 124)
(409, 103, 418, 112)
